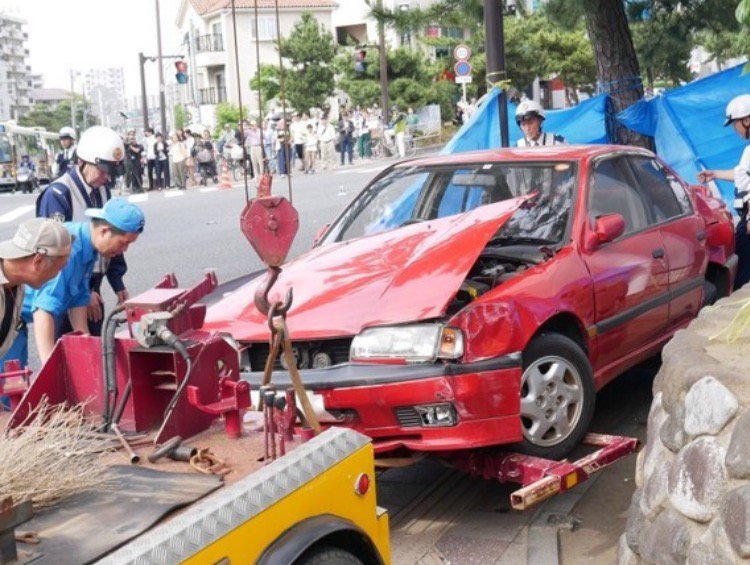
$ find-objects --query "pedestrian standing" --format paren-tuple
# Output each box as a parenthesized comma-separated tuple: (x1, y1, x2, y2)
(698, 94, 750, 289)
(141, 128, 156, 190)
(515, 100, 565, 147)
(318, 117, 336, 170)
(169, 133, 188, 190)
(245, 121, 264, 179)
(54, 127, 77, 179)
(124, 131, 143, 193)
(183, 129, 196, 187)
(262, 120, 276, 174)
(393, 109, 407, 159)
(276, 119, 292, 177)
(153, 133, 169, 190)
(338, 112, 355, 166)
(290, 114, 305, 171)
(0, 219, 71, 367)
(304, 124, 318, 174)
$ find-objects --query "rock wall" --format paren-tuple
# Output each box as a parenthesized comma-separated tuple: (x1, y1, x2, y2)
(620, 287, 750, 564)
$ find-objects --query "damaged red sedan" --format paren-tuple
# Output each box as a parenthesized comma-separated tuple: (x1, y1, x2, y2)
(205, 145, 736, 459)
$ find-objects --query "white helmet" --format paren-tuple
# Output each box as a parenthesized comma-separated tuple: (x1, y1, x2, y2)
(724, 94, 750, 126)
(76, 126, 125, 177)
(59, 126, 77, 140)
(515, 100, 545, 123)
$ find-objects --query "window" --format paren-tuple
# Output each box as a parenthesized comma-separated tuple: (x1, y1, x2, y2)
(589, 158, 649, 235)
(628, 157, 687, 222)
(251, 16, 277, 40)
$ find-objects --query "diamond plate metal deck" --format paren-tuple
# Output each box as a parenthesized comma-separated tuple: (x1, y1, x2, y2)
(99, 428, 370, 565)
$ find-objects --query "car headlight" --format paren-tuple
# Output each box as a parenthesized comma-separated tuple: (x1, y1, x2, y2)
(350, 324, 464, 363)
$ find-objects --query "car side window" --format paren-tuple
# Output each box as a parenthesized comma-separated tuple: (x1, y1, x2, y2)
(589, 158, 649, 235)
(628, 157, 687, 222)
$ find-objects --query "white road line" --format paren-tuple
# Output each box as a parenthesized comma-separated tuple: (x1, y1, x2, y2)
(199, 187, 218, 193)
(128, 194, 149, 203)
(335, 165, 387, 175)
(0, 205, 34, 223)
(163, 190, 184, 198)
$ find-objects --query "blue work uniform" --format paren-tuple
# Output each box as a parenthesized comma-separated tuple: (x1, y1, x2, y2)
(37, 166, 126, 301)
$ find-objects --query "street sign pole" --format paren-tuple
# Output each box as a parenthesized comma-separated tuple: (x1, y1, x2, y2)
(484, 0, 509, 147)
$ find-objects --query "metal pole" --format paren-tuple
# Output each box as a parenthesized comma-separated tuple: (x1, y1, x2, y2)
(377, 0, 389, 124)
(484, 0, 508, 147)
(82, 81, 88, 129)
(230, 0, 250, 202)
(70, 70, 76, 131)
(155, 0, 168, 135)
(139, 53, 150, 132)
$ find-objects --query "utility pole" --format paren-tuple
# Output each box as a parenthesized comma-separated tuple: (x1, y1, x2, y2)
(139, 53, 150, 132)
(69, 70, 77, 131)
(484, 0, 509, 147)
(155, 0, 168, 135)
(377, 0, 389, 124)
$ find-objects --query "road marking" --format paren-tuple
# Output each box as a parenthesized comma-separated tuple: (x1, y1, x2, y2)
(163, 190, 184, 198)
(0, 205, 34, 223)
(199, 187, 218, 193)
(128, 194, 149, 203)
(335, 165, 388, 175)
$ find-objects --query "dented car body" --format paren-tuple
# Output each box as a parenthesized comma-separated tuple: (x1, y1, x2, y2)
(205, 145, 736, 459)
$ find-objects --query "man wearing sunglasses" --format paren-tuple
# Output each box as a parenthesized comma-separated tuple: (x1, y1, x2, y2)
(36, 125, 129, 336)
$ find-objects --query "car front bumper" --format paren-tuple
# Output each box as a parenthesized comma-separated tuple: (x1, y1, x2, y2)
(241, 354, 523, 454)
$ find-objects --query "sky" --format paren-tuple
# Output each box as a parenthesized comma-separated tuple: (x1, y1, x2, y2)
(0, 0, 183, 99)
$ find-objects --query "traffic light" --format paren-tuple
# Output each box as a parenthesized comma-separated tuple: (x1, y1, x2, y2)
(354, 49, 367, 75)
(175, 60, 188, 84)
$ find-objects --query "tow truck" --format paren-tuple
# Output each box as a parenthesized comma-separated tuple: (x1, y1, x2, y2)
(0, 180, 644, 565)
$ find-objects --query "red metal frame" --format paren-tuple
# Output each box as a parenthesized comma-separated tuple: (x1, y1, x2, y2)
(447, 433, 639, 510)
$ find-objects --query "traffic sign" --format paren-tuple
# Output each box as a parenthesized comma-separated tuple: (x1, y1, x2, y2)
(454, 60, 472, 77)
(454, 44, 471, 61)
(455, 75, 473, 84)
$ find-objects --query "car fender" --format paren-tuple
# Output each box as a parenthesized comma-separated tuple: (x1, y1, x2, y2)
(257, 514, 385, 565)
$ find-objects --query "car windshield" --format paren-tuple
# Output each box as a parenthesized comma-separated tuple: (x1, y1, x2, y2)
(324, 161, 577, 244)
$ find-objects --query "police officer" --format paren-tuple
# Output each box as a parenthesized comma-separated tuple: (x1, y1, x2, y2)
(0, 219, 71, 365)
(25, 198, 144, 363)
(698, 94, 750, 289)
(54, 126, 77, 179)
(515, 100, 565, 147)
(36, 125, 128, 335)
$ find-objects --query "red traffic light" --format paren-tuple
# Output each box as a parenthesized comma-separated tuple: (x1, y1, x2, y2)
(175, 60, 188, 73)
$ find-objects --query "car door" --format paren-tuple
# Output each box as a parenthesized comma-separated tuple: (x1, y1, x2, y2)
(626, 156, 707, 328)
(582, 156, 669, 373)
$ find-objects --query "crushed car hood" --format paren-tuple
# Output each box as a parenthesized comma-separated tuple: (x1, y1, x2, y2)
(204, 198, 526, 341)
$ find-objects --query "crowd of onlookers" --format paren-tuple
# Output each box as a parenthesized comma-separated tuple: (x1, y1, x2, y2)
(119, 105, 424, 191)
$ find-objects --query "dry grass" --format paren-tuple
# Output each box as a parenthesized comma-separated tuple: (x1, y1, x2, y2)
(0, 399, 114, 509)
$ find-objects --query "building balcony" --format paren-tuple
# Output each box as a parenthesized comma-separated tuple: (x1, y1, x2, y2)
(198, 87, 227, 105)
(195, 34, 224, 53)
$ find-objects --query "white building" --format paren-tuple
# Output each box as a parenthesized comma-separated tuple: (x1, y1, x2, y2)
(0, 13, 38, 120)
(83, 67, 126, 129)
(176, 0, 337, 128)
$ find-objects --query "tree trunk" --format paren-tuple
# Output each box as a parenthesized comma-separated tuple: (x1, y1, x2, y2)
(582, 0, 649, 147)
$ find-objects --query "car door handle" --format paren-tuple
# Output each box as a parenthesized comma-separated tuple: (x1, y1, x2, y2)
(696, 231, 707, 241)
(652, 248, 665, 259)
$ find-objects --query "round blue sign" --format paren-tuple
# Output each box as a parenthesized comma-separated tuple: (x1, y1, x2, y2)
(454, 61, 472, 77)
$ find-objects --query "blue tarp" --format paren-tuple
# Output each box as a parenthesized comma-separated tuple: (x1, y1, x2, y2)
(441, 89, 611, 154)
(618, 63, 750, 207)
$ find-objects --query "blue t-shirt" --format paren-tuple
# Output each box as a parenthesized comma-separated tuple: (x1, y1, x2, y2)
(23, 222, 97, 321)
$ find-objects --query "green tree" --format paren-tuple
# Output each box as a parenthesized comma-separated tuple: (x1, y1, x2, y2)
(19, 98, 97, 132)
(279, 12, 337, 113)
(214, 101, 248, 135)
(249, 64, 281, 110)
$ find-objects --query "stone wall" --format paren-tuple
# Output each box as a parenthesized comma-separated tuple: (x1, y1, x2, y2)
(620, 287, 750, 564)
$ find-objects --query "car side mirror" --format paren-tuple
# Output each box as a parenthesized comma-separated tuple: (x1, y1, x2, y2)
(588, 213, 625, 247)
(313, 223, 331, 247)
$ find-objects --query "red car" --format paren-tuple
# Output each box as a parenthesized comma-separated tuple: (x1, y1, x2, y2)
(205, 145, 736, 459)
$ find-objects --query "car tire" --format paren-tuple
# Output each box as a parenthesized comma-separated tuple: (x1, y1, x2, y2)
(516, 333, 595, 460)
(703, 280, 718, 307)
(295, 545, 364, 565)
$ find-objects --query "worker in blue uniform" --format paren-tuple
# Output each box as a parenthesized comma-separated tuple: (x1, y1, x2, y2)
(24, 197, 145, 364)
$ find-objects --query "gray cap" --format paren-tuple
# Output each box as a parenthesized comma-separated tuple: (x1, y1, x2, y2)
(0, 218, 72, 259)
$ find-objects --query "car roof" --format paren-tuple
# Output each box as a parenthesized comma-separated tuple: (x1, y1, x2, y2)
(396, 144, 655, 168)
